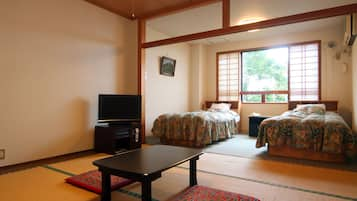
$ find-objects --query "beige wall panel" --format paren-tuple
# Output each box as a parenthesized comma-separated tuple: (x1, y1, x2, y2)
(0, 0, 137, 166)
(145, 27, 191, 135)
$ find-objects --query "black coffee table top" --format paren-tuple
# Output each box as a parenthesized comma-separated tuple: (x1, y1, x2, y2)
(93, 145, 203, 176)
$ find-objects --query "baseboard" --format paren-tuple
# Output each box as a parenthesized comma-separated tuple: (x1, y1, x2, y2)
(0, 149, 95, 175)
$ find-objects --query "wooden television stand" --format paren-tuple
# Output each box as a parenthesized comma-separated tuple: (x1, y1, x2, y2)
(94, 121, 141, 154)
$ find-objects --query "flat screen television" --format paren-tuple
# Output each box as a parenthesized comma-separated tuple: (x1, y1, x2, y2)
(98, 94, 141, 123)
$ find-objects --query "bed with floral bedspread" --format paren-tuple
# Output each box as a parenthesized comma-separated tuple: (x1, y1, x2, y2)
(152, 110, 240, 147)
(256, 107, 357, 160)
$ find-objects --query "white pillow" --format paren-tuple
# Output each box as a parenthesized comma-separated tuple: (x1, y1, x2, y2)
(294, 104, 326, 114)
(209, 103, 231, 112)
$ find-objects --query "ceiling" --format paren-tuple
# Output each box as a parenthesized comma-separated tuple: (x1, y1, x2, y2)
(146, 2, 222, 41)
(85, 0, 357, 45)
(191, 15, 345, 45)
(84, 0, 218, 19)
(146, 0, 357, 42)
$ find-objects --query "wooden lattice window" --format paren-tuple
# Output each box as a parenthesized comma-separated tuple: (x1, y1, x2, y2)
(289, 42, 320, 101)
(216, 41, 320, 103)
(217, 52, 240, 101)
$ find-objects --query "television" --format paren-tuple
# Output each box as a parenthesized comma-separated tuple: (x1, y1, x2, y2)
(98, 94, 141, 123)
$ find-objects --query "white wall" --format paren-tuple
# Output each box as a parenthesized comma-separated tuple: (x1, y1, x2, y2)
(205, 26, 352, 132)
(190, 44, 207, 111)
(145, 27, 191, 135)
(0, 0, 137, 166)
(352, 41, 357, 132)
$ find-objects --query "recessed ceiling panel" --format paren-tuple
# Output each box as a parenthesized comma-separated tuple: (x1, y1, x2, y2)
(85, 0, 216, 19)
(230, 0, 357, 26)
(146, 2, 222, 42)
(190, 15, 345, 45)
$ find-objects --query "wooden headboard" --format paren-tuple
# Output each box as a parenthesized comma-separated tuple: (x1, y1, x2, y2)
(288, 100, 338, 111)
(205, 101, 241, 110)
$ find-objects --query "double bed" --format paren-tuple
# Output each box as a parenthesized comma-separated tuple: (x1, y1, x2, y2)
(256, 101, 357, 162)
(152, 101, 241, 148)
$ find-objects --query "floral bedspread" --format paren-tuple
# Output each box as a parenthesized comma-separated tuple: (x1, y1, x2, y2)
(152, 110, 240, 147)
(256, 111, 357, 157)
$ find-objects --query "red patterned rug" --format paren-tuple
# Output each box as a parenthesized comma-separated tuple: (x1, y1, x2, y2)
(65, 170, 133, 194)
(170, 185, 260, 201)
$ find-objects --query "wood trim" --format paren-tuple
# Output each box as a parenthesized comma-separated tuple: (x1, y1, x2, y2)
(217, 40, 321, 55)
(318, 41, 322, 100)
(0, 150, 95, 175)
(142, 4, 357, 48)
(138, 19, 146, 143)
(288, 44, 291, 101)
(242, 102, 287, 105)
(288, 100, 338, 111)
(268, 145, 345, 163)
(240, 91, 288, 95)
(240, 52, 243, 102)
(222, 0, 230, 28)
(139, 0, 221, 20)
(204, 100, 239, 109)
(217, 49, 240, 55)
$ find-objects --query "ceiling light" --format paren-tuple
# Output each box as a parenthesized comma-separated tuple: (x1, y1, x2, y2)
(247, 29, 260, 32)
(237, 17, 265, 25)
(237, 17, 265, 32)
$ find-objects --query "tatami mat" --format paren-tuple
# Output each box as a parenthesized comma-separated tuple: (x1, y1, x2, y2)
(48, 153, 109, 174)
(1, 149, 357, 201)
(204, 134, 357, 172)
(180, 153, 357, 200)
(0, 167, 99, 201)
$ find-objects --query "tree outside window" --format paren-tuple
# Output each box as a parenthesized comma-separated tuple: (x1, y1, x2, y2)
(242, 47, 288, 103)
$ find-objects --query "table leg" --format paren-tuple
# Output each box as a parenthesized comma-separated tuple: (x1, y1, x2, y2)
(141, 178, 152, 201)
(189, 158, 197, 186)
(101, 171, 111, 201)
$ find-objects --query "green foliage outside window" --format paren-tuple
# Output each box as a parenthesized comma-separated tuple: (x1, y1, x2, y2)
(242, 48, 288, 103)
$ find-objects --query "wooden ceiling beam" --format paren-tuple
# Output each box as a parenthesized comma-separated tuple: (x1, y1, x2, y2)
(138, 0, 221, 20)
(142, 3, 357, 48)
(222, 0, 230, 28)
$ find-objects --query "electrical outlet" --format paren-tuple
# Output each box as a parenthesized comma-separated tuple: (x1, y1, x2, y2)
(0, 149, 5, 160)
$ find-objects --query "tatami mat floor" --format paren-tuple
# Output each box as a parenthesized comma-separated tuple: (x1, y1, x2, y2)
(1, 138, 357, 201)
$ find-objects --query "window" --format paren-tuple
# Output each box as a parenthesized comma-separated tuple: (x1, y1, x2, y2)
(241, 47, 289, 103)
(216, 41, 320, 103)
(217, 52, 240, 101)
(289, 43, 320, 101)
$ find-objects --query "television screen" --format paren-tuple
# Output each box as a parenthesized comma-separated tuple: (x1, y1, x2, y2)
(98, 94, 141, 122)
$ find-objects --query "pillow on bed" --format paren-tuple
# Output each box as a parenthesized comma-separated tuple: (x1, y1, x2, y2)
(294, 104, 326, 115)
(209, 103, 231, 112)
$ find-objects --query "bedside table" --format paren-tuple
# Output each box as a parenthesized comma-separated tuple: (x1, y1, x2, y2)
(249, 116, 270, 137)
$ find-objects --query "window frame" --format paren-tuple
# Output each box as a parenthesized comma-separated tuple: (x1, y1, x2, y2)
(216, 40, 321, 104)
(216, 50, 241, 101)
(288, 41, 321, 101)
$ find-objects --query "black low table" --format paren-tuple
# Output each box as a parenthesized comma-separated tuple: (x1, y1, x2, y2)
(93, 145, 203, 201)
